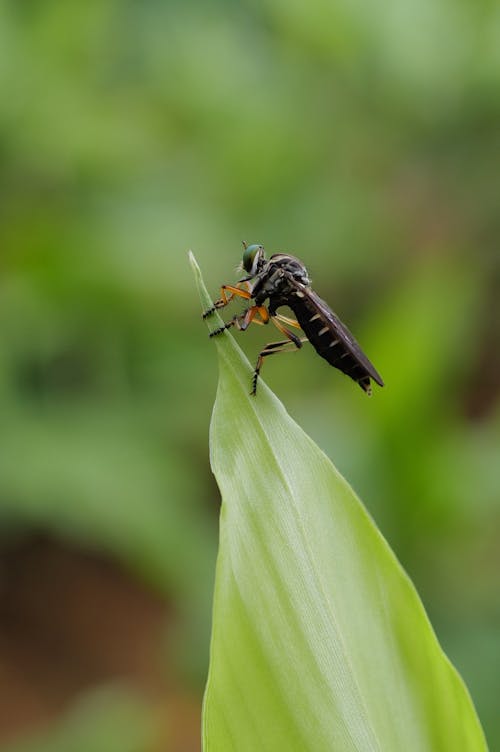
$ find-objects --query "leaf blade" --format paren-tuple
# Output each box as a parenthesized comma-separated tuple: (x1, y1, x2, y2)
(189, 252, 487, 752)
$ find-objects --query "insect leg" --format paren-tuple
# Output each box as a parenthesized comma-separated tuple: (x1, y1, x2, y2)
(237, 305, 269, 330)
(270, 315, 304, 347)
(252, 335, 307, 395)
(209, 305, 269, 338)
(202, 283, 252, 319)
(274, 313, 302, 330)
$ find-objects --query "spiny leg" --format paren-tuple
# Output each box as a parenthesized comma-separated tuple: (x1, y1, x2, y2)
(202, 283, 252, 319)
(209, 305, 269, 338)
(252, 335, 307, 395)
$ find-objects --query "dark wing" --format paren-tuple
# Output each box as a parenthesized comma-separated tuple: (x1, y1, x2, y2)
(309, 289, 384, 385)
(287, 284, 384, 392)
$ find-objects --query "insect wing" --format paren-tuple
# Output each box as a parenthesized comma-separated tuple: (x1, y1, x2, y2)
(304, 288, 384, 387)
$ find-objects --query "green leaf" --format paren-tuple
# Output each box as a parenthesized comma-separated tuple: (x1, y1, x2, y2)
(189, 252, 487, 752)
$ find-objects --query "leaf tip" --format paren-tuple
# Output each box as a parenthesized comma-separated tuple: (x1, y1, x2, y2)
(188, 249, 200, 275)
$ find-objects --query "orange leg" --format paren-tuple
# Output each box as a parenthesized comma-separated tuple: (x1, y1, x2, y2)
(274, 313, 302, 330)
(251, 318, 308, 395)
(237, 305, 269, 330)
(209, 304, 269, 338)
(202, 283, 252, 319)
(270, 315, 303, 347)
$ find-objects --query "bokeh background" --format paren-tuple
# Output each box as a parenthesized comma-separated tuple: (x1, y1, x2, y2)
(1, 1, 499, 750)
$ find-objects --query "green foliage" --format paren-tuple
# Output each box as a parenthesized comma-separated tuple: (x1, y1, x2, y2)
(192, 254, 487, 751)
(1, 0, 499, 747)
(0, 689, 155, 752)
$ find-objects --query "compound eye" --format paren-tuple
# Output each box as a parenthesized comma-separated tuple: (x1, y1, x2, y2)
(242, 244, 264, 275)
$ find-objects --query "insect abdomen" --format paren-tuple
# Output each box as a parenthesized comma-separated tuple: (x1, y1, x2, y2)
(288, 291, 373, 392)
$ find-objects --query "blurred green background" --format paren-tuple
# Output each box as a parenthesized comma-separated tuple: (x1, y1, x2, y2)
(1, 1, 499, 750)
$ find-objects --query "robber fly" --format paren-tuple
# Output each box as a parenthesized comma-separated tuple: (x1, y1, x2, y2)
(202, 243, 384, 396)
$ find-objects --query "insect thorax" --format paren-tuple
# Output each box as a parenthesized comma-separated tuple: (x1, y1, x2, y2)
(252, 254, 310, 305)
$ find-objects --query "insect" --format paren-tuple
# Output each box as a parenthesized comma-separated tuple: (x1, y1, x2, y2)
(203, 243, 384, 396)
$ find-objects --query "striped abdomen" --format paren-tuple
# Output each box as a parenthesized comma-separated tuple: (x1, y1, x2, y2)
(286, 287, 384, 393)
